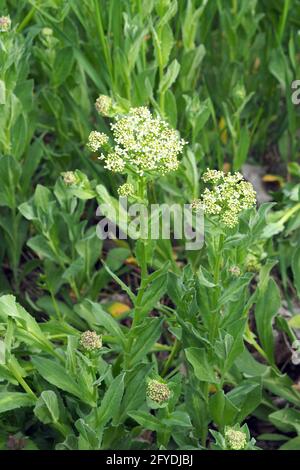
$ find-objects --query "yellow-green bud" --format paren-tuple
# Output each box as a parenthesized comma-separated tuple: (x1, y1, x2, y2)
(246, 254, 261, 273)
(95, 95, 112, 116)
(41, 27, 53, 36)
(225, 428, 247, 450)
(117, 183, 134, 197)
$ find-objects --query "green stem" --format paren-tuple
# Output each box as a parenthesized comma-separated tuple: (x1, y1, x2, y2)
(279, 202, 300, 225)
(93, 0, 114, 87)
(278, 0, 291, 42)
(8, 361, 37, 400)
(161, 339, 180, 377)
(210, 233, 224, 343)
(17, 7, 35, 32)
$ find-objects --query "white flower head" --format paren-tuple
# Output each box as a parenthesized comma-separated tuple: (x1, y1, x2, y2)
(225, 428, 247, 450)
(117, 183, 134, 197)
(0, 16, 11, 32)
(146, 379, 170, 404)
(104, 152, 126, 173)
(95, 95, 112, 116)
(80, 331, 102, 351)
(106, 107, 187, 176)
(62, 171, 77, 185)
(87, 131, 109, 152)
(198, 169, 256, 228)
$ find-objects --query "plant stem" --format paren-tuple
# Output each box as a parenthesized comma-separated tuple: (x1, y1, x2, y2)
(161, 339, 180, 377)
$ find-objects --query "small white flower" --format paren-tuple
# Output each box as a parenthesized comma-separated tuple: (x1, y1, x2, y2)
(62, 171, 77, 185)
(0, 15, 11, 32)
(197, 170, 256, 228)
(146, 379, 170, 404)
(107, 107, 187, 175)
(104, 152, 125, 173)
(87, 131, 109, 152)
(117, 183, 134, 197)
(95, 95, 112, 116)
(80, 331, 102, 351)
(229, 266, 241, 277)
(225, 428, 247, 450)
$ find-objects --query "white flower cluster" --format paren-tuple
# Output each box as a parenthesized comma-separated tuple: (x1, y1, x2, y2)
(62, 171, 77, 185)
(146, 379, 171, 404)
(80, 331, 102, 351)
(225, 428, 247, 450)
(95, 94, 112, 116)
(192, 169, 256, 228)
(117, 183, 134, 197)
(87, 131, 109, 152)
(103, 107, 187, 176)
(0, 15, 11, 32)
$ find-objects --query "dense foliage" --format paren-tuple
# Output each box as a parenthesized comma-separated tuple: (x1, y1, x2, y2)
(0, 0, 300, 451)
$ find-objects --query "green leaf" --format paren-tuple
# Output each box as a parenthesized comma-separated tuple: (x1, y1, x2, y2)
(209, 391, 240, 426)
(160, 23, 174, 67)
(269, 408, 300, 435)
(280, 437, 300, 450)
(128, 410, 162, 432)
(197, 266, 216, 288)
(288, 315, 300, 328)
(185, 347, 218, 383)
(32, 357, 94, 406)
(102, 261, 136, 304)
(292, 246, 300, 299)
(0, 392, 35, 413)
(129, 317, 163, 365)
(162, 411, 192, 428)
(255, 278, 281, 365)
(75, 300, 126, 345)
(76, 419, 100, 450)
(234, 127, 250, 171)
(137, 271, 168, 318)
(34, 390, 60, 424)
(52, 47, 74, 87)
(97, 373, 125, 427)
(0, 80, 5, 104)
(0, 156, 21, 209)
(0, 295, 54, 353)
(227, 381, 262, 422)
(116, 364, 152, 424)
(159, 59, 180, 94)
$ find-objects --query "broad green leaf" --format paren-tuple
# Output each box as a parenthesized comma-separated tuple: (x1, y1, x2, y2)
(209, 391, 240, 426)
(159, 59, 180, 94)
(162, 411, 192, 428)
(34, 390, 60, 424)
(0, 392, 35, 413)
(75, 300, 126, 344)
(185, 347, 218, 383)
(269, 408, 300, 435)
(288, 315, 300, 328)
(116, 364, 152, 424)
(96, 373, 125, 427)
(128, 410, 162, 432)
(76, 419, 100, 450)
(234, 127, 250, 170)
(52, 47, 74, 87)
(129, 317, 163, 365)
(32, 357, 94, 406)
(255, 278, 281, 365)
